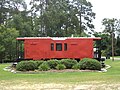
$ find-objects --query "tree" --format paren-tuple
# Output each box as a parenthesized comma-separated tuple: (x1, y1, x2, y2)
(29, 0, 95, 37)
(0, 0, 33, 37)
(0, 0, 27, 24)
(116, 36, 120, 56)
(29, 0, 51, 36)
(72, 0, 95, 36)
(102, 18, 120, 60)
(0, 0, 28, 62)
(7, 11, 35, 37)
(0, 25, 19, 62)
(0, 0, 10, 24)
(40, 0, 70, 36)
(93, 32, 111, 56)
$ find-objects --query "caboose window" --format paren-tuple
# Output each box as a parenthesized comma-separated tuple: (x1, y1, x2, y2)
(56, 43, 62, 51)
(51, 43, 54, 51)
(64, 43, 67, 51)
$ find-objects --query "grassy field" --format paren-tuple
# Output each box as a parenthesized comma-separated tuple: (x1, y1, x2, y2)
(0, 59, 120, 89)
(114, 56, 120, 58)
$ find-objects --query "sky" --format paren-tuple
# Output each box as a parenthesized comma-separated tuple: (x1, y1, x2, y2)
(87, 0, 120, 32)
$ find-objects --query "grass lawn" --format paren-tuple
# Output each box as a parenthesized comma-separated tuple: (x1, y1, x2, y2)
(0, 59, 120, 89)
(114, 56, 120, 58)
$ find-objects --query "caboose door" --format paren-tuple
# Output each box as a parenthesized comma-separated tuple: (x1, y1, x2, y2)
(55, 43, 64, 58)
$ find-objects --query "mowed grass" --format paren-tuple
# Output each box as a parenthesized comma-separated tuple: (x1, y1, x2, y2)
(0, 59, 120, 84)
(114, 56, 120, 58)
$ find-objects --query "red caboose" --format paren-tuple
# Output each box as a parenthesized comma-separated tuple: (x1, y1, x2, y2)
(16, 37, 101, 61)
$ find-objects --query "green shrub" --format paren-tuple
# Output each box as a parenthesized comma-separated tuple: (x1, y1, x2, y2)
(33, 60, 44, 69)
(16, 61, 36, 71)
(60, 59, 78, 69)
(38, 62, 50, 71)
(56, 64, 66, 70)
(72, 63, 80, 70)
(79, 58, 101, 70)
(47, 60, 60, 69)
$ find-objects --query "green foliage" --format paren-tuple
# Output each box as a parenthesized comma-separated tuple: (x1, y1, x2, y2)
(56, 64, 66, 70)
(0, 0, 26, 24)
(102, 18, 118, 34)
(94, 31, 120, 56)
(38, 62, 50, 71)
(31, 0, 95, 37)
(0, 25, 19, 62)
(47, 60, 60, 69)
(60, 59, 78, 69)
(16, 61, 36, 71)
(72, 64, 80, 70)
(79, 58, 101, 70)
(101, 18, 120, 56)
(33, 61, 44, 69)
(8, 14, 34, 37)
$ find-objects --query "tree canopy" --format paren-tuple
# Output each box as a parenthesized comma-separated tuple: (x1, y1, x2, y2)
(100, 18, 120, 56)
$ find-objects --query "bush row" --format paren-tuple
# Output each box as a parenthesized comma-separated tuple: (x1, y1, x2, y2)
(16, 58, 101, 71)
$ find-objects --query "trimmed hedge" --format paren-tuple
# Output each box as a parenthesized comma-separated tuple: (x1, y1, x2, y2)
(79, 58, 101, 70)
(56, 64, 66, 70)
(16, 61, 36, 71)
(72, 63, 80, 70)
(38, 62, 50, 71)
(33, 61, 44, 69)
(15, 58, 102, 71)
(60, 59, 78, 69)
(47, 60, 59, 69)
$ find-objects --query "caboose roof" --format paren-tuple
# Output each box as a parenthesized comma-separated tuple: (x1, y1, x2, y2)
(16, 37, 101, 41)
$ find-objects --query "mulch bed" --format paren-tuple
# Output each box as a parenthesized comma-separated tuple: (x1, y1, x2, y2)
(12, 68, 98, 74)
